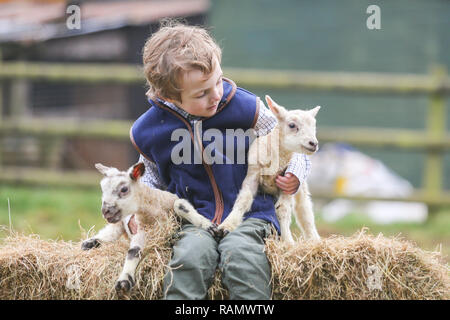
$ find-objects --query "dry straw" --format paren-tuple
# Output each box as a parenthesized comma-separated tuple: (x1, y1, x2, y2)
(0, 219, 448, 300)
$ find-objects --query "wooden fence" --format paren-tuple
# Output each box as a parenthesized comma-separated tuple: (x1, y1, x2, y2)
(0, 61, 449, 207)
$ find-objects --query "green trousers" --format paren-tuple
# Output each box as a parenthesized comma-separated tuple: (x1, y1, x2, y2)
(163, 218, 273, 300)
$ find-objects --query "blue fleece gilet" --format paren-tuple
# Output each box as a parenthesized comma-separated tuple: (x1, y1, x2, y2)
(130, 78, 280, 232)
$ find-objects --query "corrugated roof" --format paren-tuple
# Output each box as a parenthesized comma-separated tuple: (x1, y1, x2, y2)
(0, 0, 210, 43)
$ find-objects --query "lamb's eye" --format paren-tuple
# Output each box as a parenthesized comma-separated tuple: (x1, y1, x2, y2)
(120, 186, 129, 193)
(288, 123, 296, 129)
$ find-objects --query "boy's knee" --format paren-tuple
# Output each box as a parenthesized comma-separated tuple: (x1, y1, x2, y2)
(220, 218, 272, 248)
(217, 219, 272, 300)
(170, 227, 218, 269)
(218, 218, 271, 266)
(164, 226, 219, 300)
(219, 238, 266, 268)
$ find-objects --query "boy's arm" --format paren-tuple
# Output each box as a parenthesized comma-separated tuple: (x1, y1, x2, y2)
(275, 151, 312, 195)
(285, 153, 311, 188)
(253, 100, 277, 138)
(255, 100, 311, 194)
(138, 155, 168, 190)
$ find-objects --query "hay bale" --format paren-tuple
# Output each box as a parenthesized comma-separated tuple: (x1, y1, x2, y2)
(0, 221, 448, 300)
(266, 230, 449, 299)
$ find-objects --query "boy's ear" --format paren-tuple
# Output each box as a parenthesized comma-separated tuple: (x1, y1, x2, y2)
(309, 106, 321, 118)
(95, 163, 111, 176)
(129, 162, 145, 181)
(265, 95, 288, 121)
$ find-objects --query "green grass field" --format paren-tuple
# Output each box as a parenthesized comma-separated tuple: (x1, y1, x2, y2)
(1, 185, 449, 262)
(0, 185, 104, 241)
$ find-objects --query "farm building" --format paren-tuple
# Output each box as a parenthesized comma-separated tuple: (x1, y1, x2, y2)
(0, 0, 210, 170)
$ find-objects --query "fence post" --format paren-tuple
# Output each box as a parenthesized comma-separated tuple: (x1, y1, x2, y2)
(424, 66, 447, 209)
(10, 80, 30, 119)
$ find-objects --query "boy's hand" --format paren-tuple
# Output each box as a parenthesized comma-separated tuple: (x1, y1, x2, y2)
(276, 173, 300, 195)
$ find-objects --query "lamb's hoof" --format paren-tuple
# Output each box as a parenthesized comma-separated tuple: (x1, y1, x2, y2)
(115, 275, 135, 294)
(215, 226, 231, 240)
(168, 232, 181, 246)
(217, 220, 237, 237)
(207, 224, 219, 238)
(283, 239, 296, 246)
(207, 224, 228, 242)
(306, 236, 321, 243)
(81, 238, 100, 250)
(217, 228, 230, 239)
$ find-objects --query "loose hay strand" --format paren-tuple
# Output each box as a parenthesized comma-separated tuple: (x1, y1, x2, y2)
(0, 222, 448, 300)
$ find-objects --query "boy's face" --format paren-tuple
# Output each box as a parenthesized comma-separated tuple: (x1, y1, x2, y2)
(169, 58, 224, 117)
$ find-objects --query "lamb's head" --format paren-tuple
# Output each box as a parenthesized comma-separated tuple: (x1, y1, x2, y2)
(265, 95, 320, 155)
(95, 162, 145, 223)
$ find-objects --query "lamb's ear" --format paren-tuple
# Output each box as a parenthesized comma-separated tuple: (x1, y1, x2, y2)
(309, 106, 321, 118)
(95, 163, 111, 176)
(265, 95, 288, 121)
(129, 162, 145, 181)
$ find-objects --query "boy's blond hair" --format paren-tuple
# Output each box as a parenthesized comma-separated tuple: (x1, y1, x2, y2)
(142, 22, 222, 102)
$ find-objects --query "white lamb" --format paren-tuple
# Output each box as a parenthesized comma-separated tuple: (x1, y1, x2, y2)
(218, 95, 321, 243)
(81, 162, 215, 294)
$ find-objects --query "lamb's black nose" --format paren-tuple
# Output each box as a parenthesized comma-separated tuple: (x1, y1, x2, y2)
(309, 141, 318, 148)
(102, 207, 111, 218)
(102, 205, 117, 218)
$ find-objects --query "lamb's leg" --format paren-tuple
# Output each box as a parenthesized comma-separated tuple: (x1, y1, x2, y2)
(81, 222, 125, 250)
(173, 198, 214, 230)
(275, 193, 295, 244)
(294, 183, 320, 241)
(173, 198, 221, 240)
(115, 226, 146, 294)
(218, 168, 260, 233)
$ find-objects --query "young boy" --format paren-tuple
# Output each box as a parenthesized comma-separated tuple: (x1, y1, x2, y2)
(130, 23, 311, 299)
